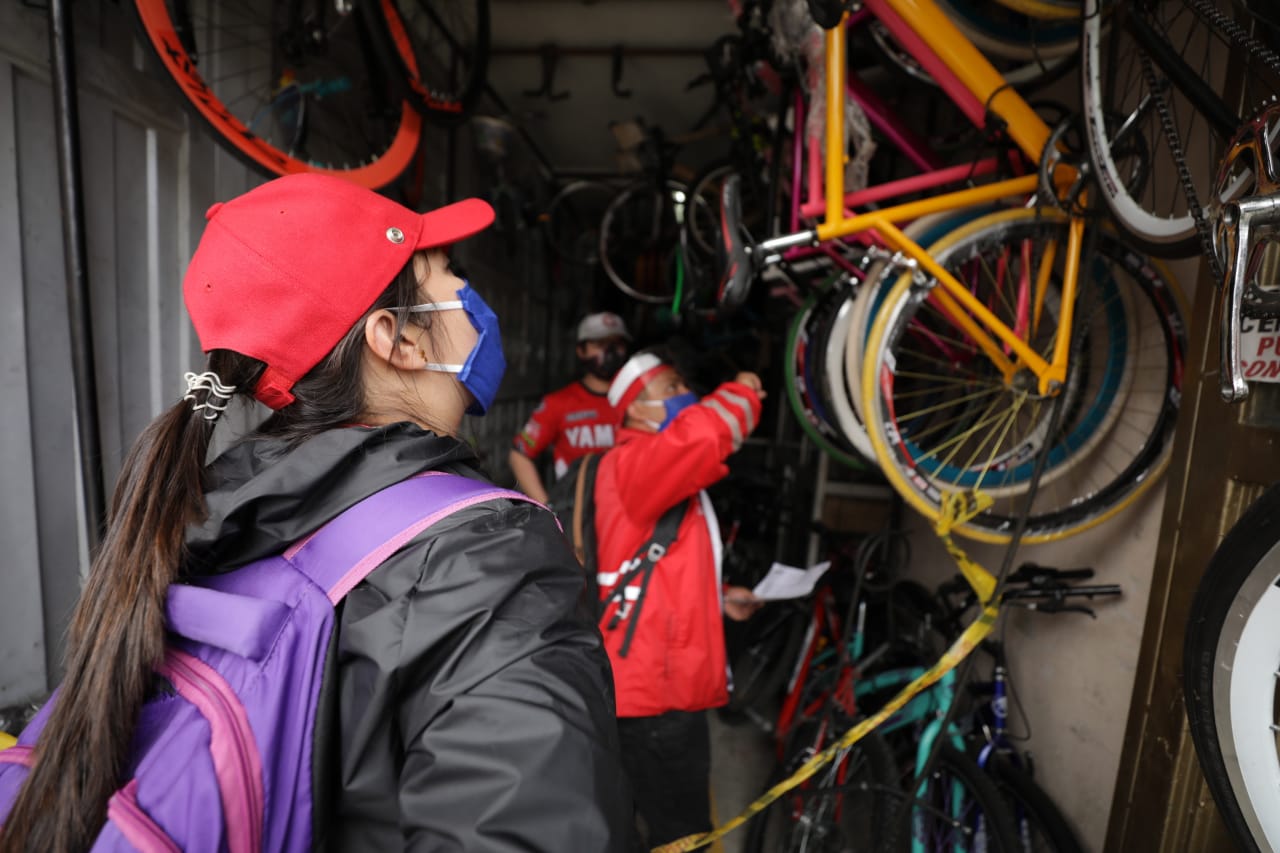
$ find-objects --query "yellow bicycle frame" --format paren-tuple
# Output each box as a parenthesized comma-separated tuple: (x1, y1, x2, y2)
(813, 0, 1083, 394)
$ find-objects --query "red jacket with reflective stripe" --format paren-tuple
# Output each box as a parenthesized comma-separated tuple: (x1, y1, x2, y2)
(593, 382, 762, 717)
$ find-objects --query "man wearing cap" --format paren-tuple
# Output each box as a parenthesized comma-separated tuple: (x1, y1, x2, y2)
(594, 349, 766, 847)
(508, 312, 632, 503)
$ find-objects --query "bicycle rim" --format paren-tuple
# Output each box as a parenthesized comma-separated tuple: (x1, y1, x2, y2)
(752, 720, 898, 853)
(989, 0, 1080, 21)
(1080, 0, 1280, 257)
(598, 181, 688, 304)
(786, 284, 871, 469)
(133, 0, 421, 188)
(370, 0, 489, 123)
(986, 753, 1085, 852)
(866, 13, 1074, 92)
(846, 210, 995, 430)
(860, 208, 1187, 543)
(1185, 483, 1280, 852)
(543, 180, 616, 264)
(894, 744, 1022, 852)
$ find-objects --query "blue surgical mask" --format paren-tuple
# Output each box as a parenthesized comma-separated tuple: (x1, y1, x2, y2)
(638, 391, 698, 431)
(405, 281, 507, 415)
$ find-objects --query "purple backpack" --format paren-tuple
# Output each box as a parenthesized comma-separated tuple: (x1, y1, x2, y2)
(0, 472, 529, 852)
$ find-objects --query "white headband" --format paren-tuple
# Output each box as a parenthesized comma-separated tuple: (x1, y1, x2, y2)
(607, 352, 665, 408)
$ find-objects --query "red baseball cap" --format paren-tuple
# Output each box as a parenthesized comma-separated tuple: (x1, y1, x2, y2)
(183, 174, 494, 409)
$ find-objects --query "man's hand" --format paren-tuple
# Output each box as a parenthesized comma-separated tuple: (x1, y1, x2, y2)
(723, 585, 765, 621)
(733, 371, 767, 400)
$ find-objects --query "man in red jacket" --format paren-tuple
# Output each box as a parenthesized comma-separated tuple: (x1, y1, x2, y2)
(595, 350, 766, 847)
(509, 312, 631, 502)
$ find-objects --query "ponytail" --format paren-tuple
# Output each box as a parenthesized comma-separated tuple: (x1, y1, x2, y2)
(0, 352, 260, 853)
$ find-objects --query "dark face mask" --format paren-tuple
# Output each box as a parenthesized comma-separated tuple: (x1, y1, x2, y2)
(583, 345, 628, 380)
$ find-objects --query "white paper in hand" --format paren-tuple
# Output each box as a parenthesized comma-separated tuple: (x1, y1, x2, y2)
(751, 561, 832, 601)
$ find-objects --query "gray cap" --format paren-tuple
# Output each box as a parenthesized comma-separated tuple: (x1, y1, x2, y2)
(576, 312, 631, 342)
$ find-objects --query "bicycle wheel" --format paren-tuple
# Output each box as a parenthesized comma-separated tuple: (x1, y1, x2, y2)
(860, 208, 1187, 543)
(132, 0, 421, 189)
(889, 743, 1023, 852)
(845, 211, 995, 432)
(598, 180, 688, 304)
(1184, 482, 1280, 852)
(542, 180, 617, 265)
(786, 281, 872, 469)
(744, 722, 900, 853)
(725, 605, 810, 721)
(985, 753, 1084, 852)
(1080, 0, 1280, 257)
(864, 11, 1075, 94)
(365, 0, 489, 124)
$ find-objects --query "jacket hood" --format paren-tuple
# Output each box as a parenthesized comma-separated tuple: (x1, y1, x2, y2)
(185, 422, 479, 574)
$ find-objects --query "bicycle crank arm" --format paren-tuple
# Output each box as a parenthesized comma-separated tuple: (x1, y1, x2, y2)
(1220, 195, 1280, 402)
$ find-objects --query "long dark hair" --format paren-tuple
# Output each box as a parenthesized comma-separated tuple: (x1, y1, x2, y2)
(0, 260, 429, 852)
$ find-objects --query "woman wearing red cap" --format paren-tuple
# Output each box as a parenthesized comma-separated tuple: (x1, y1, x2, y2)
(0, 175, 630, 852)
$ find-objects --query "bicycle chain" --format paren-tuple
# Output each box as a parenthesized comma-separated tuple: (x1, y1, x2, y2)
(1138, 50, 1224, 284)
(1187, 0, 1280, 81)
(1133, 0, 1280, 289)
(1184, 0, 1280, 313)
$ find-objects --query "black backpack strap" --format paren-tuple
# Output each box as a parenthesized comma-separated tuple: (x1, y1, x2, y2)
(601, 500, 688, 658)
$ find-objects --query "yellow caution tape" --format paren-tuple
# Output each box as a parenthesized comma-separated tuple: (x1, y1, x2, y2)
(652, 601, 1000, 852)
(935, 491, 997, 604)
(652, 490, 1001, 853)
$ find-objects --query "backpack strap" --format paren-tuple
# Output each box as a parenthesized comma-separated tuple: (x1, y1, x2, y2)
(166, 473, 535, 657)
(570, 454, 598, 565)
(284, 471, 533, 603)
(600, 500, 688, 658)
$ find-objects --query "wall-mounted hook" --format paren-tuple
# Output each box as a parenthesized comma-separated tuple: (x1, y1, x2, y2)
(522, 43, 571, 101)
(611, 44, 632, 98)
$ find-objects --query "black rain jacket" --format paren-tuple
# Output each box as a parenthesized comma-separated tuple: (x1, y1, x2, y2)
(185, 422, 631, 852)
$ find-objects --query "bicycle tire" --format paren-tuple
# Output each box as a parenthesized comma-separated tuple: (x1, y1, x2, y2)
(844, 211, 993, 433)
(542, 180, 616, 265)
(132, 0, 421, 189)
(864, 12, 1075, 94)
(989, 0, 1080, 20)
(860, 208, 1187, 543)
(889, 743, 1023, 852)
(823, 290, 879, 462)
(936, 0, 1079, 62)
(598, 180, 687, 304)
(985, 753, 1085, 853)
(744, 723, 900, 853)
(685, 159, 770, 261)
(365, 0, 489, 125)
(1080, 0, 1280, 257)
(1184, 482, 1280, 853)
(786, 282, 872, 470)
(725, 606, 810, 718)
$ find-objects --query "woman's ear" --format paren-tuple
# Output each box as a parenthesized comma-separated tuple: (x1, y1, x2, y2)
(364, 310, 424, 370)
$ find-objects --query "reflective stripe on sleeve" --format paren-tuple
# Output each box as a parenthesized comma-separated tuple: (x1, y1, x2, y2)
(702, 398, 744, 451)
(717, 389, 758, 434)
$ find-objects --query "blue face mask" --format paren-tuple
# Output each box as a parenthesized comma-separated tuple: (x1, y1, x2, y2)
(639, 391, 699, 431)
(405, 281, 507, 415)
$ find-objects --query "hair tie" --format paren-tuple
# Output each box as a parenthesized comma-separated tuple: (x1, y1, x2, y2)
(183, 371, 237, 421)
